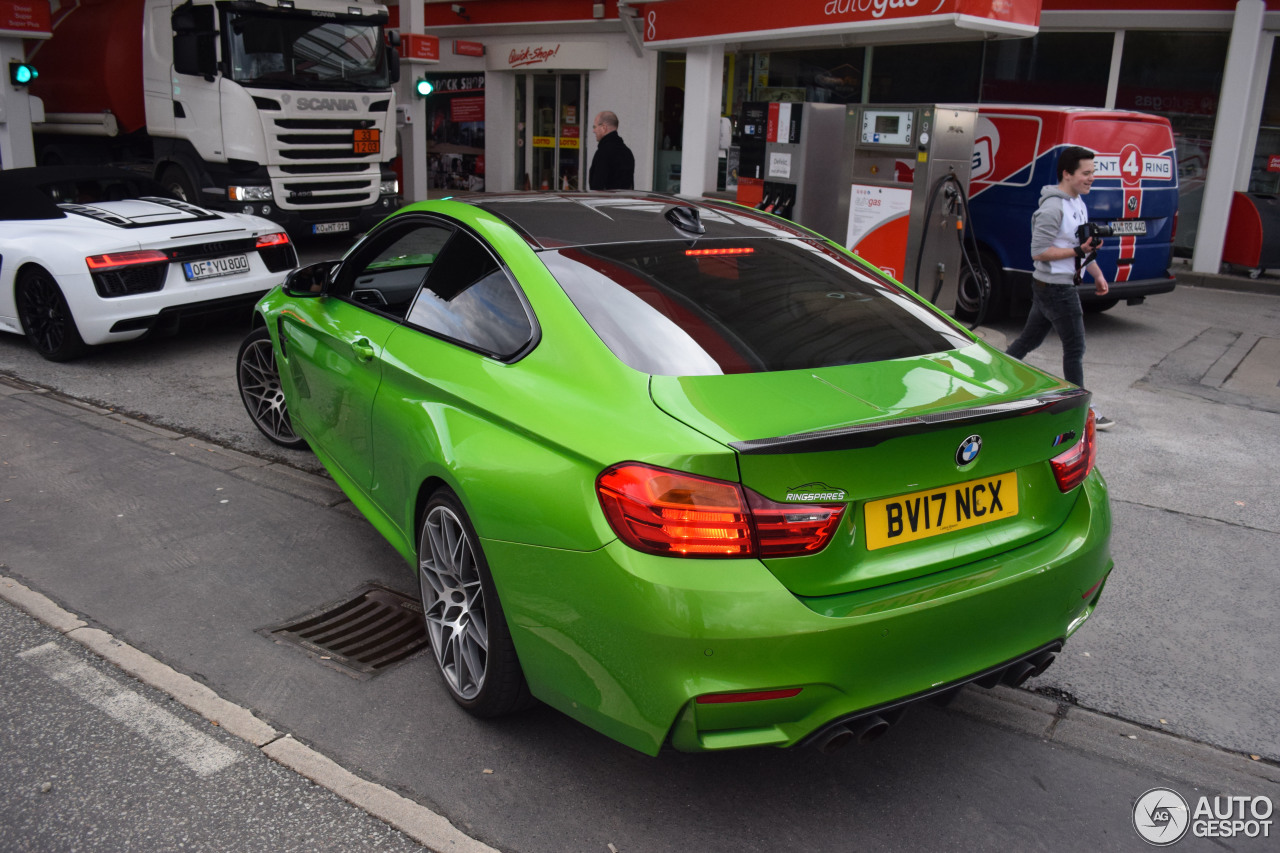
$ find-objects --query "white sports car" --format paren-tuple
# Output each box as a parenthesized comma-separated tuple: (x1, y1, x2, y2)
(0, 166, 298, 360)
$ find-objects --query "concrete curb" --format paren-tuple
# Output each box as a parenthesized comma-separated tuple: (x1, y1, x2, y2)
(0, 574, 501, 853)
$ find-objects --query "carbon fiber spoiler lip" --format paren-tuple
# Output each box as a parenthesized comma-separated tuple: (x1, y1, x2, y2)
(729, 388, 1091, 455)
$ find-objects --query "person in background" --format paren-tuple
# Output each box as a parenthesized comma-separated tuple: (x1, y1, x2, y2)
(588, 111, 635, 191)
(1005, 145, 1115, 430)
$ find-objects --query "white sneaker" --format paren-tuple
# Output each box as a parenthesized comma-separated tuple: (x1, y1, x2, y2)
(1093, 413, 1115, 431)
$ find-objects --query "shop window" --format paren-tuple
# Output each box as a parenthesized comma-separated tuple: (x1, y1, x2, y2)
(980, 33, 1108, 107)
(1117, 31, 1230, 254)
(1249, 45, 1280, 194)
(868, 42, 982, 103)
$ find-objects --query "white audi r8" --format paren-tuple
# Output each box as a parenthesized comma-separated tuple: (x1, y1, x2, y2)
(0, 166, 298, 360)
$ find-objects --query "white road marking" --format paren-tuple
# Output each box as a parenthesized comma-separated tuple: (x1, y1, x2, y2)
(18, 642, 241, 777)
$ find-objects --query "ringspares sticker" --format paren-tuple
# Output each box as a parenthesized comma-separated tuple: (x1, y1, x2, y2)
(1133, 787, 1274, 845)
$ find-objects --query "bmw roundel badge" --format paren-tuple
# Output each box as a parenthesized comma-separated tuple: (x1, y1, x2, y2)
(956, 434, 982, 466)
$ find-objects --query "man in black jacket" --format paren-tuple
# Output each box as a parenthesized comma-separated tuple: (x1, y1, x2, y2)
(588, 111, 635, 191)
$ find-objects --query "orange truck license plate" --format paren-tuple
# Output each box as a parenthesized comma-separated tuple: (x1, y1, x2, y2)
(354, 129, 380, 154)
(864, 472, 1018, 550)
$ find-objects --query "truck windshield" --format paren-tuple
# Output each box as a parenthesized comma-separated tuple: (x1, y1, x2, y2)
(226, 10, 389, 90)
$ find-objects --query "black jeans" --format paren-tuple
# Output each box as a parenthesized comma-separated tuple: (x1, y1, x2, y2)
(1006, 281, 1086, 388)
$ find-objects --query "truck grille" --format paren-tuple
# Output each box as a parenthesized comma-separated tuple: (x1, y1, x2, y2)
(266, 114, 383, 212)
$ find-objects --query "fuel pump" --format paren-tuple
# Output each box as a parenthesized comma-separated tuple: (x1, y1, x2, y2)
(835, 104, 980, 316)
(752, 102, 847, 227)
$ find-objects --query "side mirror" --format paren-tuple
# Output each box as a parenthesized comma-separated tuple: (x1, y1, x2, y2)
(283, 260, 340, 296)
(387, 47, 400, 85)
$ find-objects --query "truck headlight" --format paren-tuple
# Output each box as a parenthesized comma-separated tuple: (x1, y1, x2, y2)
(229, 185, 273, 202)
(380, 179, 400, 196)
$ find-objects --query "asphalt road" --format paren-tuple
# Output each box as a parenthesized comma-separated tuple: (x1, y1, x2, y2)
(2, 263, 1279, 850)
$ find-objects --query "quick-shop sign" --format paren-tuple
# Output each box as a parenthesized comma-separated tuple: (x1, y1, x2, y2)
(487, 42, 608, 72)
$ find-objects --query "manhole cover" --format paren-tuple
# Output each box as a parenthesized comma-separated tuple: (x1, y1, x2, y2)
(261, 584, 428, 678)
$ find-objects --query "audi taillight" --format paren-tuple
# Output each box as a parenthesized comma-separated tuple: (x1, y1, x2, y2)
(596, 463, 845, 559)
(1050, 409, 1097, 492)
(85, 250, 169, 271)
(255, 232, 290, 248)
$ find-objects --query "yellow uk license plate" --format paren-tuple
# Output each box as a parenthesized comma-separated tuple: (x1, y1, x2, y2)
(864, 472, 1018, 550)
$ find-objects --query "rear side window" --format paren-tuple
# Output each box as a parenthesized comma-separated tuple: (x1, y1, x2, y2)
(406, 230, 535, 358)
(541, 239, 969, 376)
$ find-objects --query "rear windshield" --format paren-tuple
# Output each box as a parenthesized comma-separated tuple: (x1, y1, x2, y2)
(541, 239, 970, 376)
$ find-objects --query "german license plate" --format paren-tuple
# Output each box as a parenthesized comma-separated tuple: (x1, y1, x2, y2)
(183, 255, 249, 281)
(311, 221, 350, 235)
(1108, 219, 1147, 236)
(354, 129, 380, 155)
(864, 472, 1018, 550)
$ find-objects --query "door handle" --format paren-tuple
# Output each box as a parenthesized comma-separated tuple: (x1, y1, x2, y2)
(351, 338, 376, 362)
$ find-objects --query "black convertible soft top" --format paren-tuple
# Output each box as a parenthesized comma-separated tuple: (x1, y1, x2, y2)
(0, 166, 175, 221)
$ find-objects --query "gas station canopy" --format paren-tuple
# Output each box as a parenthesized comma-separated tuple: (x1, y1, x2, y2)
(640, 0, 1041, 50)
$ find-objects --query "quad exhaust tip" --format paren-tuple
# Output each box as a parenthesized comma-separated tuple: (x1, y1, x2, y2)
(809, 646, 1059, 753)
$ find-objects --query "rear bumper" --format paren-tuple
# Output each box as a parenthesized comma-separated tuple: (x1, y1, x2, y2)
(487, 470, 1112, 755)
(1078, 275, 1177, 302)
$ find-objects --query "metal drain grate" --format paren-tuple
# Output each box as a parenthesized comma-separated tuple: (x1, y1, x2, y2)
(262, 584, 428, 678)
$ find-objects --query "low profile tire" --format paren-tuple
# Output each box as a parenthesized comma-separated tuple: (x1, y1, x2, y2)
(160, 165, 198, 203)
(15, 267, 86, 361)
(236, 326, 307, 449)
(1083, 298, 1119, 314)
(418, 489, 531, 717)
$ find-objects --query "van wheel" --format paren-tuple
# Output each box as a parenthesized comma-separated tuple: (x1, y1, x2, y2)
(956, 251, 1002, 323)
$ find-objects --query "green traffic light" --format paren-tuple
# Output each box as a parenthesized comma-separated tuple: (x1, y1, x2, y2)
(415, 78, 433, 97)
(9, 62, 37, 86)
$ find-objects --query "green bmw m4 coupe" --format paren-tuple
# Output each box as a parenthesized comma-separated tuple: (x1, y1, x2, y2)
(237, 193, 1111, 756)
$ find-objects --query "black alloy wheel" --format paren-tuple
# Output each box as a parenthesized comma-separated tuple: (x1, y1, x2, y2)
(15, 268, 86, 361)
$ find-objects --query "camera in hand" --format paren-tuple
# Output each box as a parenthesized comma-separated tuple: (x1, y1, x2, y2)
(1075, 221, 1115, 243)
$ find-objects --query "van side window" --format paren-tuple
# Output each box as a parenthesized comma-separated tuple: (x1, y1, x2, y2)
(405, 230, 534, 358)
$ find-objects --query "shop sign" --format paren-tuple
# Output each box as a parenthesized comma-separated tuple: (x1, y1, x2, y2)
(560, 126, 580, 149)
(454, 40, 485, 57)
(0, 0, 51, 37)
(487, 41, 608, 71)
(1268, 155, 1280, 173)
(533, 136, 555, 148)
(402, 33, 440, 63)
(638, 0, 1039, 47)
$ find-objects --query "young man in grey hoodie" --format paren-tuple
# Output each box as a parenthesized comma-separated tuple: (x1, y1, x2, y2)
(1006, 145, 1115, 430)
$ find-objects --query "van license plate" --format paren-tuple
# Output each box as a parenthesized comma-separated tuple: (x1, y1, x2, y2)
(1108, 220, 1147, 236)
(312, 222, 350, 235)
(864, 472, 1018, 550)
(183, 255, 249, 281)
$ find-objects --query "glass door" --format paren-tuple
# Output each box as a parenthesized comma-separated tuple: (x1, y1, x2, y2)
(524, 73, 586, 192)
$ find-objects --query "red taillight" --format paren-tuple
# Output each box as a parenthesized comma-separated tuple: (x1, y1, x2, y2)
(256, 232, 290, 248)
(1050, 409, 1097, 492)
(684, 247, 754, 257)
(85, 250, 169, 271)
(1171, 210, 1179, 240)
(696, 688, 803, 704)
(596, 463, 845, 559)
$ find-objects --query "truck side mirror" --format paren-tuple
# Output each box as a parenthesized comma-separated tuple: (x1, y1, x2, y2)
(172, 2, 218, 80)
(387, 47, 400, 85)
